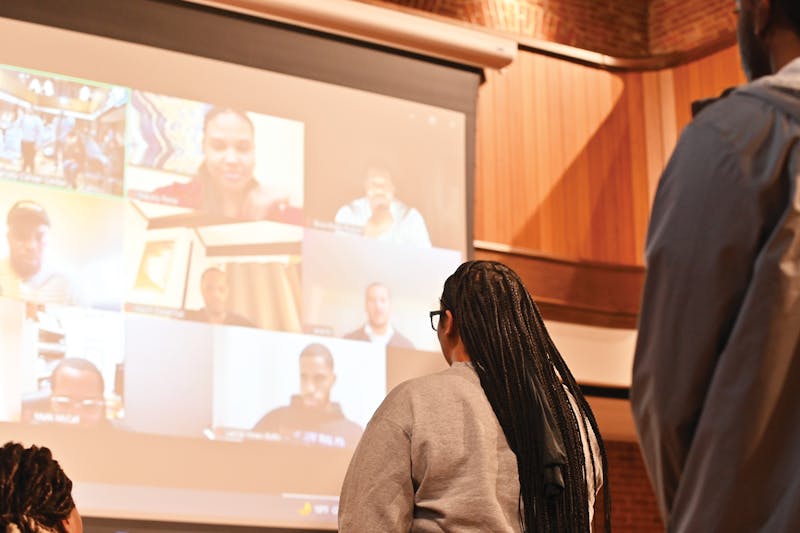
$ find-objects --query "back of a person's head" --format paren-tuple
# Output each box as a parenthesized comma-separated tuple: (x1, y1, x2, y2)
(440, 261, 553, 382)
(0, 442, 74, 533)
(441, 261, 609, 532)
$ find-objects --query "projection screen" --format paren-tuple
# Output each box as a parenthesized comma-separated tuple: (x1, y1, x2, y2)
(0, 0, 479, 529)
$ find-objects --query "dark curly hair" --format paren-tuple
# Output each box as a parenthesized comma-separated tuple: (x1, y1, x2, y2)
(0, 442, 75, 533)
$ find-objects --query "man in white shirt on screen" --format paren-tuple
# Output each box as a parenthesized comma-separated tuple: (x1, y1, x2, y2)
(344, 282, 413, 349)
(334, 167, 431, 247)
(0, 200, 75, 305)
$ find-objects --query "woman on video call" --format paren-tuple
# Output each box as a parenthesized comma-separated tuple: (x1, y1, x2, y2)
(338, 260, 610, 532)
(156, 106, 301, 224)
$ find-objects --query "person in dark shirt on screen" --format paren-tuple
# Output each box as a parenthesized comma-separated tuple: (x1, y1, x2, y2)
(252, 343, 362, 448)
(184, 267, 254, 327)
(344, 282, 413, 349)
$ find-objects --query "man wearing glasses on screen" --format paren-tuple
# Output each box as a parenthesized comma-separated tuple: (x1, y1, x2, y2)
(0, 200, 75, 305)
(21, 358, 107, 428)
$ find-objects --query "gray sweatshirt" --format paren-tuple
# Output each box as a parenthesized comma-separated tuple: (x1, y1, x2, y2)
(338, 362, 600, 532)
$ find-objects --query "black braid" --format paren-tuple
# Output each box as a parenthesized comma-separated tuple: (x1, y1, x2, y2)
(0, 442, 74, 533)
(441, 261, 611, 532)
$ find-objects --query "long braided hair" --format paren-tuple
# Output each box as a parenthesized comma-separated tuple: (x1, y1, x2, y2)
(440, 261, 611, 532)
(0, 442, 75, 533)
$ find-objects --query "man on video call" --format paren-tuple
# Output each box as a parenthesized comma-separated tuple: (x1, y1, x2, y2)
(344, 282, 414, 349)
(21, 358, 107, 428)
(334, 167, 431, 247)
(184, 267, 254, 327)
(252, 343, 362, 448)
(0, 200, 75, 305)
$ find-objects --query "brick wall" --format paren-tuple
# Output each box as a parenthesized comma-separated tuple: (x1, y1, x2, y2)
(372, 0, 737, 57)
(377, 0, 647, 57)
(649, 0, 737, 55)
(600, 441, 664, 532)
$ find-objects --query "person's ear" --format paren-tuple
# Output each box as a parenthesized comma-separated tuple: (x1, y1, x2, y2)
(442, 309, 456, 337)
(62, 507, 83, 533)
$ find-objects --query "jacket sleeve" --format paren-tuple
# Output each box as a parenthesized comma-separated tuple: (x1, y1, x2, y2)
(338, 414, 413, 532)
(631, 118, 773, 520)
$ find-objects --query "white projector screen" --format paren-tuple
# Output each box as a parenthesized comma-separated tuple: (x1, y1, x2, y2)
(0, 1, 478, 529)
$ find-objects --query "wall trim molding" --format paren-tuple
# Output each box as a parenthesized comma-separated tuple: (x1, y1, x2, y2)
(184, 0, 517, 69)
(474, 240, 645, 271)
(517, 32, 737, 72)
(473, 241, 645, 329)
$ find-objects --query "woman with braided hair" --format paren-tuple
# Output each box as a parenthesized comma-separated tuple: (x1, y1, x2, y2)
(339, 260, 609, 532)
(0, 442, 82, 533)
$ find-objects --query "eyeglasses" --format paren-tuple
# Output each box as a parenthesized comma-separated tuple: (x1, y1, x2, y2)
(50, 396, 105, 411)
(429, 310, 444, 331)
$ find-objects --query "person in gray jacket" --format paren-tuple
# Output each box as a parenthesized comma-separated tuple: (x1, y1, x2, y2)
(632, 1, 800, 531)
(339, 261, 608, 532)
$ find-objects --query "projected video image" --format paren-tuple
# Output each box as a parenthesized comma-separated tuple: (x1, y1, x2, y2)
(123, 315, 214, 438)
(182, 259, 302, 331)
(0, 17, 470, 528)
(125, 201, 303, 330)
(122, 317, 385, 445)
(0, 65, 128, 195)
(0, 297, 26, 422)
(0, 181, 125, 310)
(0, 301, 125, 428)
(302, 229, 461, 353)
(124, 229, 190, 313)
(329, 165, 432, 247)
(211, 330, 385, 449)
(126, 91, 305, 224)
(302, 95, 467, 252)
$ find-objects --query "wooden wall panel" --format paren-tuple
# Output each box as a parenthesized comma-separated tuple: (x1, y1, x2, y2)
(474, 245, 644, 328)
(671, 45, 744, 131)
(475, 44, 745, 270)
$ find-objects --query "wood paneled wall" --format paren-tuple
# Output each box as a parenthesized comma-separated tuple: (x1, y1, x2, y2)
(474, 246, 644, 328)
(475, 45, 745, 267)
